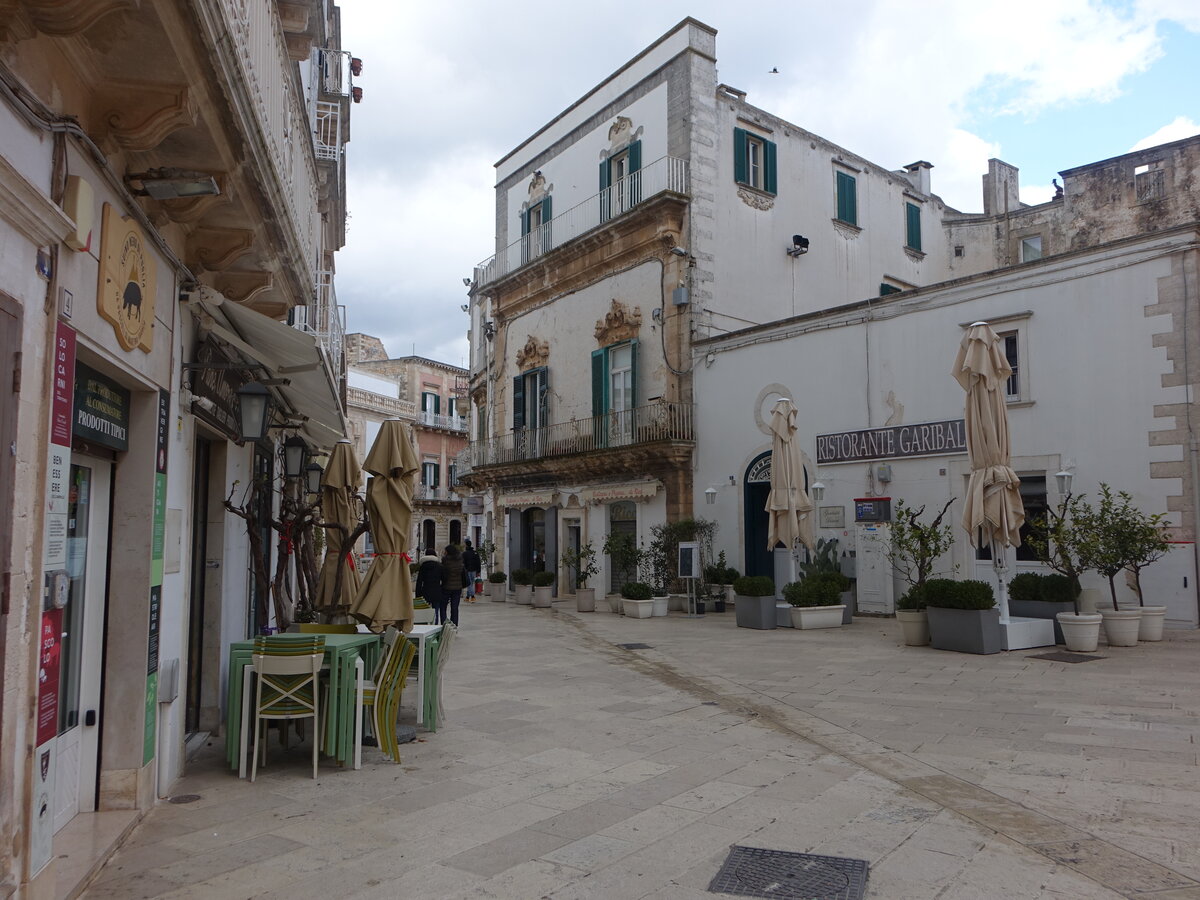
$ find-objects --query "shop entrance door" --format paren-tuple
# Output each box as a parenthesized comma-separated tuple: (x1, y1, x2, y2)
(55, 457, 110, 833)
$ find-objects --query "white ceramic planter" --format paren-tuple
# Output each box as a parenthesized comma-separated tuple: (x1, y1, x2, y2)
(515, 584, 533, 605)
(488, 582, 506, 602)
(1137, 605, 1166, 641)
(533, 586, 553, 608)
(896, 609, 929, 646)
(575, 588, 596, 612)
(776, 601, 793, 628)
(606, 594, 623, 614)
(789, 605, 846, 630)
(1056, 612, 1103, 652)
(651, 596, 669, 617)
(1100, 608, 1141, 647)
(623, 598, 654, 618)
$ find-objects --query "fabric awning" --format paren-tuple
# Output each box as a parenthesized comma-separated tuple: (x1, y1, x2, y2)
(187, 288, 347, 448)
(500, 491, 558, 508)
(581, 481, 660, 504)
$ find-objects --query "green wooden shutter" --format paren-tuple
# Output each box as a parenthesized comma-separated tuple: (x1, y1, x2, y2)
(512, 375, 525, 429)
(432, 463, 440, 488)
(591, 348, 607, 449)
(628, 338, 639, 408)
(628, 140, 642, 204)
(433, 394, 441, 414)
(837, 171, 857, 225)
(763, 139, 777, 195)
(733, 128, 748, 184)
(627, 140, 641, 173)
(598, 159, 611, 222)
(520, 207, 530, 236)
(541, 196, 552, 249)
(906, 202, 921, 251)
(880, 283, 901, 296)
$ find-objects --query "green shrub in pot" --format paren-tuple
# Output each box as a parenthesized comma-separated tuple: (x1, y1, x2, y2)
(532, 571, 555, 587)
(512, 568, 534, 586)
(488, 571, 507, 584)
(1040, 574, 1076, 603)
(896, 584, 928, 610)
(1007, 572, 1044, 604)
(783, 576, 841, 608)
(732, 575, 775, 597)
(620, 581, 653, 601)
(925, 579, 995, 610)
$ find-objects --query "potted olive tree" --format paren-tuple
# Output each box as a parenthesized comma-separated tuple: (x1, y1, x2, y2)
(886, 499, 955, 646)
(925, 578, 1002, 654)
(1026, 492, 1102, 652)
(532, 570, 555, 608)
(1076, 485, 1171, 645)
(487, 569, 507, 602)
(783, 574, 847, 629)
(512, 568, 534, 605)
(560, 541, 600, 612)
(733, 575, 777, 630)
(603, 532, 642, 615)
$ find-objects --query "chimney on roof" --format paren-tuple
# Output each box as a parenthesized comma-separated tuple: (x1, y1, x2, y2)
(982, 159, 1021, 217)
(903, 161, 933, 196)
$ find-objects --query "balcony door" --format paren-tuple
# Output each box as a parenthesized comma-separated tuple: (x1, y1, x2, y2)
(513, 367, 547, 459)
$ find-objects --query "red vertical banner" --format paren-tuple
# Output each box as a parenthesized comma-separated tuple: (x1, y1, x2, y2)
(36, 608, 63, 746)
(51, 323, 75, 445)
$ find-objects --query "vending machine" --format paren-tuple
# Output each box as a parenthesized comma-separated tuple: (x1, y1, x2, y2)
(853, 498, 894, 614)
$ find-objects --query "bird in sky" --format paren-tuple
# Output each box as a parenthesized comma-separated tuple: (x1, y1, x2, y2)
(769, 67, 779, 74)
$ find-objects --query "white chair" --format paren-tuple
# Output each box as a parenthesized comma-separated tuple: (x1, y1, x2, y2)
(250, 635, 325, 782)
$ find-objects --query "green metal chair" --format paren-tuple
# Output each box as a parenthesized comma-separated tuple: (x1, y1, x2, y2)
(356, 634, 416, 765)
(423, 622, 457, 732)
(250, 635, 325, 782)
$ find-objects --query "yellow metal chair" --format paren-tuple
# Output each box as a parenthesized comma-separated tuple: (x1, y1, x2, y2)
(250, 635, 325, 782)
(355, 636, 416, 765)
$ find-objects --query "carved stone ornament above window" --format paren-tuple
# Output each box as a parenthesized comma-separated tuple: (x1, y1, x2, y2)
(607, 116, 644, 153)
(737, 186, 774, 211)
(515, 334, 550, 371)
(527, 171, 549, 203)
(594, 299, 642, 344)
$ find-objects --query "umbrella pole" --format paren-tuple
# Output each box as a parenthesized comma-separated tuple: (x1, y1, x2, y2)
(991, 539, 1011, 625)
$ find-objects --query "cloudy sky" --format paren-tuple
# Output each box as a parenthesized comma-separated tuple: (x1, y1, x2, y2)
(335, 0, 1200, 367)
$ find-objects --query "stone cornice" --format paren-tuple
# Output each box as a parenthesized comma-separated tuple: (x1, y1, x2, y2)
(0, 156, 75, 245)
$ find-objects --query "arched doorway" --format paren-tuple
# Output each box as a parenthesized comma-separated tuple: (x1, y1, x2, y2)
(421, 519, 436, 555)
(449, 519, 461, 546)
(607, 501, 637, 594)
(743, 450, 809, 578)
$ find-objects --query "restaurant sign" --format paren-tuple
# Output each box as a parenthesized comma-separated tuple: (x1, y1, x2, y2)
(73, 361, 131, 451)
(189, 340, 252, 440)
(817, 418, 967, 464)
(500, 491, 557, 508)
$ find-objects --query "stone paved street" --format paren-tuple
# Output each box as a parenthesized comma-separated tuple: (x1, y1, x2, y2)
(82, 600, 1200, 899)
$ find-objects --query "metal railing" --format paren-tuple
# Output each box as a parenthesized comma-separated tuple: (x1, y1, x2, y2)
(458, 401, 693, 471)
(414, 485, 460, 502)
(313, 100, 341, 161)
(220, 0, 319, 283)
(314, 48, 351, 97)
(417, 410, 467, 432)
(293, 270, 345, 373)
(473, 155, 688, 287)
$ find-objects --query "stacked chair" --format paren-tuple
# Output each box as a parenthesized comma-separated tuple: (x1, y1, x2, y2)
(355, 626, 417, 766)
(250, 635, 325, 782)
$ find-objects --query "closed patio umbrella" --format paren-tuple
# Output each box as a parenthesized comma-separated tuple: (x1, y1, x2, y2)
(765, 398, 814, 553)
(350, 419, 419, 633)
(315, 439, 362, 614)
(954, 322, 1025, 620)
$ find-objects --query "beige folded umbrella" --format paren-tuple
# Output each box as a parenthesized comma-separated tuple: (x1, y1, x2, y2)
(953, 322, 1024, 551)
(315, 439, 362, 614)
(350, 420, 419, 633)
(765, 398, 814, 552)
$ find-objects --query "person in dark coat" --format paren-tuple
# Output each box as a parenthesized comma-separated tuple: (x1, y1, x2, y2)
(415, 552, 446, 624)
(440, 544, 465, 626)
(462, 540, 481, 602)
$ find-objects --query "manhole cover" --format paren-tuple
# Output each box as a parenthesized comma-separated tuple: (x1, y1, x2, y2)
(618, 643, 653, 650)
(1028, 651, 1105, 664)
(709, 846, 869, 899)
(167, 794, 201, 804)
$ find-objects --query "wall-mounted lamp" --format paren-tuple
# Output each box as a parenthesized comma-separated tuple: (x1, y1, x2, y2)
(1055, 468, 1073, 496)
(669, 246, 689, 257)
(810, 480, 825, 504)
(462, 277, 472, 287)
(483, 321, 496, 341)
(283, 434, 308, 480)
(786, 234, 810, 257)
(728, 475, 736, 486)
(126, 168, 220, 200)
(705, 486, 718, 505)
(236, 381, 272, 442)
(305, 460, 323, 495)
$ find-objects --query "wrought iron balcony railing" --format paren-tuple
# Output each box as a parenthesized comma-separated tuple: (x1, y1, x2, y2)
(416, 411, 467, 432)
(456, 401, 693, 475)
(473, 155, 688, 288)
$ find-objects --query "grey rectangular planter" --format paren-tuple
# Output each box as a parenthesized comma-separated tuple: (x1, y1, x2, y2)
(927, 607, 1003, 654)
(735, 595, 777, 630)
(1007, 599, 1075, 644)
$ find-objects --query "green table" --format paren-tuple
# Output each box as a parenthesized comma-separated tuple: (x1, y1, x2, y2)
(225, 633, 381, 776)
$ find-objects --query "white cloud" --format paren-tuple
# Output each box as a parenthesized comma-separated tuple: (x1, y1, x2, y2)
(1129, 116, 1200, 151)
